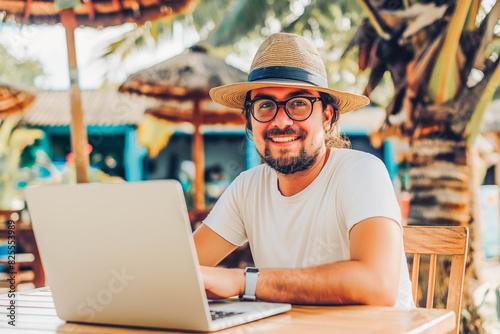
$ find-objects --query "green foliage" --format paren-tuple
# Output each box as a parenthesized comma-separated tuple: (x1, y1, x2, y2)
(0, 116, 44, 209)
(206, 0, 268, 47)
(97, 0, 233, 65)
(427, 0, 472, 104)
(0, 115, 124, 209)
(0, 44, 44, 88)
(191, 0, 234, 39)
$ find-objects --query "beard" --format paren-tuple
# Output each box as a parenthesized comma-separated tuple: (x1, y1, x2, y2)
(259, 127, 321, 175)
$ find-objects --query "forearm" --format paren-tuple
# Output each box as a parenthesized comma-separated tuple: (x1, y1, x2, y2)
(254, 261, 399, 306)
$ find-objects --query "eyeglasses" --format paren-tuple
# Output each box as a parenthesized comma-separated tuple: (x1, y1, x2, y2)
(247, 96, 322, 123)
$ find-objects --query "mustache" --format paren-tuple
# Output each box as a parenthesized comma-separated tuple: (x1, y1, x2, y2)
(264, 127, 306, 139)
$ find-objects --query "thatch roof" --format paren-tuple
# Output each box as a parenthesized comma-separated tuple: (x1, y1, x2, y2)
(119, 45, 248, 100)
(0, 0, 197, 28)
(147, 99, 245, 125)
(0, 83, 36, 117)
(21, 89, 246, 127)
(22, 89, 158, 126)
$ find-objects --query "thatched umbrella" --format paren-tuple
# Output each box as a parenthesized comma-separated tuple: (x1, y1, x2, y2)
(119, 45, 247, 212)
(0, 0, 197, 183)
(0, 83, 36, 117)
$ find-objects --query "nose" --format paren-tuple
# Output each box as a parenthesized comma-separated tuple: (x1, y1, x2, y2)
(270, 105, 294, 128)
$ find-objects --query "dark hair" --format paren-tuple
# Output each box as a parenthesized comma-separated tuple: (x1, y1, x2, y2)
(242, 91, 350, 149)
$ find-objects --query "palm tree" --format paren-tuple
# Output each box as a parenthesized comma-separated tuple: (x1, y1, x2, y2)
(351, 0, 500, 332)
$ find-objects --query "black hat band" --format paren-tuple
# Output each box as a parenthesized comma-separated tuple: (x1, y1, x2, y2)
(248, 66, 328, 88)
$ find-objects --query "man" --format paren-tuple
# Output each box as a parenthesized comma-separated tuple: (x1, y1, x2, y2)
(194, 33, 414, 308)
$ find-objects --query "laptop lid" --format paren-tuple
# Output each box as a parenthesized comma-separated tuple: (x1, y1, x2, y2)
(25, 180, 213, 331)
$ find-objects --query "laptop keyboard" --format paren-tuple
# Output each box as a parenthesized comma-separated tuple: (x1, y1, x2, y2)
(210, 310, 244, 321)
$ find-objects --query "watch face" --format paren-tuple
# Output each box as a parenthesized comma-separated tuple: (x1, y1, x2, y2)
(246, 268, 259, 273)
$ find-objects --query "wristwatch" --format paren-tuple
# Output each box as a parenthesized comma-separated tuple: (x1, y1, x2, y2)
(240, 267, 260, 301)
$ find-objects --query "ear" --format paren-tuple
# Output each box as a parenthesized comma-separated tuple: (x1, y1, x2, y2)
(323, 105, 334, 131)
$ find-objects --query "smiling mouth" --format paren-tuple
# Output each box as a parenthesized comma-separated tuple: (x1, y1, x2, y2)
(269, 136, 299, 143)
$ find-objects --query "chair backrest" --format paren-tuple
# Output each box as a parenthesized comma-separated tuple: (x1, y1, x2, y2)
(403, 226, 468, 334)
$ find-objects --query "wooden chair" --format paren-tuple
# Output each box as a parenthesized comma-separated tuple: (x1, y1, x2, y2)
(403, 226, 468, 334)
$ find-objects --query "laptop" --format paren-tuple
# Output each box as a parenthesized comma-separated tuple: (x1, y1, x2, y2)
(25, 180, 291, 332)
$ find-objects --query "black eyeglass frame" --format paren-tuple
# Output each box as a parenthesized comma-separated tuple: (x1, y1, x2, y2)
(246, 96, 322, 123)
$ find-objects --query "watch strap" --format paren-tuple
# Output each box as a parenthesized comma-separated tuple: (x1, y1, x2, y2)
(241, 267, 259, 301)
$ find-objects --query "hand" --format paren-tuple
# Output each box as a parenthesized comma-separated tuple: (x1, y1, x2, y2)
(200, 266, 245, 299)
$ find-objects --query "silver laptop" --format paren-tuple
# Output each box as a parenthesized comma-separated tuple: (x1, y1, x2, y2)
(25, 180, 291, 332)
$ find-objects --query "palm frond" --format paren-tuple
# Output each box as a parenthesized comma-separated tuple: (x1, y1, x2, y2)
(397, 3, 448, 40)
(466, 58, 500, 144)
(428, 0, 473, 104)
(465, 0, 481, 31)
(191, 0, 233, 36)
(472, 0, 500, 69)
(205, 0, 268, 47)
(357, 0, 393, 40)
(406, 34, 444, 101)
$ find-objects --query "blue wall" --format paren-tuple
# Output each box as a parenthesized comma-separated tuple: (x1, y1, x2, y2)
(35, 125, 398, 183)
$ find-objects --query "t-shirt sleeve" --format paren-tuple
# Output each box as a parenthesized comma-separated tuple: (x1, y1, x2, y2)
(202, 175, 248, 246)
(339, 154, 402, 235)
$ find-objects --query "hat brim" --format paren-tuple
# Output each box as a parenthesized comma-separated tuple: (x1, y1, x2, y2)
(209, 79, 370, 114)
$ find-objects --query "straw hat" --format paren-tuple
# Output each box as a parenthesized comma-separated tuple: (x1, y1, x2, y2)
(209, 33, 370, 114)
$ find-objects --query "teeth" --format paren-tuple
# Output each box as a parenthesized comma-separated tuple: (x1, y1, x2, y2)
(271, 137, 298, 143)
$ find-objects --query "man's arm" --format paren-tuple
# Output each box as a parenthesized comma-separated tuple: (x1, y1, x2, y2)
(193, 223, 238, 267)
(200, 217, 402, 306)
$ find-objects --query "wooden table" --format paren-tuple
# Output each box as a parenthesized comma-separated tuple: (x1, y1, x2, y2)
(0, 288, 455, 334)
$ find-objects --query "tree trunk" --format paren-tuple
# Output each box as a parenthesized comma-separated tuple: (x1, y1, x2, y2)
(408, 138, 484, 333)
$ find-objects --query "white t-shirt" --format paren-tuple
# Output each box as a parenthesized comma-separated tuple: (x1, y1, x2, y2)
(203, 148, 414, 309)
